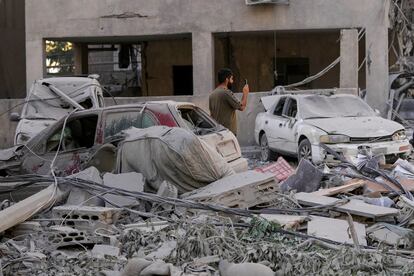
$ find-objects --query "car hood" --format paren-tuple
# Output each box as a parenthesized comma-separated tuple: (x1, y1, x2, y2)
(304, 116, 404, 137)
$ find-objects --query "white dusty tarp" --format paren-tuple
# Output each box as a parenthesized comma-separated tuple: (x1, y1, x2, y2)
(117, 126, 235, 193)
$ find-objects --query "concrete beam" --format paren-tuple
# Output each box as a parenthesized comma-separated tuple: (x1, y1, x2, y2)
(192, 32, 214, 95)
(73, 43, 89, 75)
(25, 38, 44, 91)
(365, 25, 389, 115)
(340, 29, 358, 90)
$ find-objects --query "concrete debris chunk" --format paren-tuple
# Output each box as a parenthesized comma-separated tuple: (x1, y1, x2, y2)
(307, 216, 367, 246)
(67, 167, 105, 206)
(182, 171, 278, 208)
(146, 240, 177, 259)
(92, 245, 120, 258)
(103, 172, 145, 207)
(295, 192, 399, 219)
(367, 223, 414, 248)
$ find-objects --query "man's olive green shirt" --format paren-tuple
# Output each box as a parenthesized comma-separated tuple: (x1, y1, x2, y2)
(209, 87, 241, 135)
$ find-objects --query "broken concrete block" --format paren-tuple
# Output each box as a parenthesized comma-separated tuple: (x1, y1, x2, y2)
(41, 226, 101, 250)
(146, 240, 177, 259)
(103, 172, 144, 207)
(307, 216, 367, 246)
(182, 171, 278, 208)
(157, 181, 178, 199)
(92, 245, 120, 258)
(255, 157, 294, 182)
(67, 167, 105, 206)
(281, 159, 322, 193)
(219, 260, 274, 276)
(295, 192, 399, 219)
(154, 181, 178, 211)
(52, 205, 122, 225)
(367, 223, 414, 248)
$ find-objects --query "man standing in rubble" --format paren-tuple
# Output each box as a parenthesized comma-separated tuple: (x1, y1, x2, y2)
(209, 68, 250, 136)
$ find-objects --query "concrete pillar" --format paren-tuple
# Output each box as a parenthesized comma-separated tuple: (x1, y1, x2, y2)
(74, 43, 89, 75)
(365, 25, 389, 115)
(192, 32, 214, 95)
(340, 29, 358, 90)
(26, 38, 44, 94)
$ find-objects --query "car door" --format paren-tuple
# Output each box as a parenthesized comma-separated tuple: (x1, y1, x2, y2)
(277, 97, 299, 153)
(265, 97, 290, 151)
(21, 113, 100, 176)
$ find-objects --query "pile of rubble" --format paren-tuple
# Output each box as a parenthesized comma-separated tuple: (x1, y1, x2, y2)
(2, 145, 414, 275)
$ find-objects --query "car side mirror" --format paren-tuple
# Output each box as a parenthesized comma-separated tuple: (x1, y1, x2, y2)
(10, 112, 21, 122)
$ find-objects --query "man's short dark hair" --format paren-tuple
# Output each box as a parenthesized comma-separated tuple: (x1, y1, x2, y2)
(218, 68, 233, 84)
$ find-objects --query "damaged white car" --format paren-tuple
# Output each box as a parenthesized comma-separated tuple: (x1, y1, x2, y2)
(11, 76, 105, 145)
(255, 93, 412, 163)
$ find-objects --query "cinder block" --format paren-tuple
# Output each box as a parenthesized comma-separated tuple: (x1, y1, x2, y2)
(52, 205, 122, 224)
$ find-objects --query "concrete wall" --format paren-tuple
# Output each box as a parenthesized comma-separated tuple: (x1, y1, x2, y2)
(25, 0, 391, 112)
(0, 0, 26, 98)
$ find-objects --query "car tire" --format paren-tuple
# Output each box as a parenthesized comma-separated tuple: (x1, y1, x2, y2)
(260, 133, 277, 162)
(298, 138, 312, 162)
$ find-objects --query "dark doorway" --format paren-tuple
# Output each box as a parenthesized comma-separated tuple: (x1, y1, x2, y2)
(173, 65, 193, 95)
(274, 58, 310, 87)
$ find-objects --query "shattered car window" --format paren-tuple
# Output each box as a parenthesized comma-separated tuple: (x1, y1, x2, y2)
(300, 95, 375, 119)
(46, 115, 98, 152)
(104, 111, 142, 138)
(142, 112, 158, 128)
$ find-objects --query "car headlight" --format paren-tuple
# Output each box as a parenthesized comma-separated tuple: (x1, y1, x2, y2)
(392, 130, 407, 141)
(320, 134, 350, 144)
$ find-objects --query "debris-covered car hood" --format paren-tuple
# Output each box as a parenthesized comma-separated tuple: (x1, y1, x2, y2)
(305, 116, 404, 137)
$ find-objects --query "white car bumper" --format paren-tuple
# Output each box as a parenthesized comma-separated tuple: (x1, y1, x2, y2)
(311, 139, 412, 163)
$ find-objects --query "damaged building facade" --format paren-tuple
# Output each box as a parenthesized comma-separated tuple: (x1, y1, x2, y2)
(3, 0, 390, 147)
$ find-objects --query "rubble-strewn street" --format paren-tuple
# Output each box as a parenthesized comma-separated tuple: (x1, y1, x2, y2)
(1, 143, 414, 275)
(2, 0, 414, 275)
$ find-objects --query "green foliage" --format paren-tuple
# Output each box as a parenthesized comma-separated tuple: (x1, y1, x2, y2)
(45, 40, 74, 75)
(248, 216, 281, 239)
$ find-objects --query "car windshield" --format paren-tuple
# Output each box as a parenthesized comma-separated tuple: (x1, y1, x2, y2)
(300, 95, 375, 119)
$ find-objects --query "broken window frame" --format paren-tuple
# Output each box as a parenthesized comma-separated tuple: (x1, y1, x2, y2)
(283, 98, 298, 118)
(37, 112, 101, 155)
(273, 97, 287, 117)
(177, 106, 220, 134)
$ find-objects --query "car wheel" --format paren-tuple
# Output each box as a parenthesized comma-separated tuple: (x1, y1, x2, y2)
(298, 139, 312, 161)
(260, 133, 277, 162)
